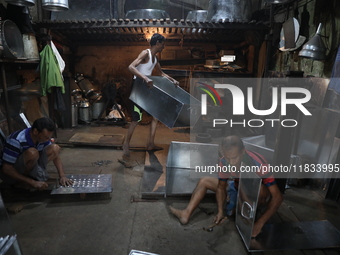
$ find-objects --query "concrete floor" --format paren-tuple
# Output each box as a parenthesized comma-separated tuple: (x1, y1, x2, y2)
(1, 122, 340, 255)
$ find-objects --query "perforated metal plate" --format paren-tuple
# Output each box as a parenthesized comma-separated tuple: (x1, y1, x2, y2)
(51, 174, 112, 194)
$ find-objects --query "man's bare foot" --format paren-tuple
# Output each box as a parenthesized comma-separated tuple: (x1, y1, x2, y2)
(146, 144, 163, 151)
(122, 144, 130, 158)
(169, 206, 189, 225)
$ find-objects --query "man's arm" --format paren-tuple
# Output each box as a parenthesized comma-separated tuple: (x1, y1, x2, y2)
(52, 155, 73, 187)
(128, 50, 153, 86)
(154, 61, 179, 86)
(252, 183, 283, 237)
(214, 179, 228, 224)
(2, 163, 48, 190)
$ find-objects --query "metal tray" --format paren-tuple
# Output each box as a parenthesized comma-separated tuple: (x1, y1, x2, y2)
(130, 76, 201, 128)
(51, 174, 112, 195)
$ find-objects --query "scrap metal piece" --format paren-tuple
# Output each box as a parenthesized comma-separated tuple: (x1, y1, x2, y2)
(51, 174, 112, 195)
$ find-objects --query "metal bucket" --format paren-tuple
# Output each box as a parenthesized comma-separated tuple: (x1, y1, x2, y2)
(92, 100, 105, 120)
(22, 34, 39, 60)
(42, 0, 69, 11)
(4, 0, 35, 6)
(78, 100, 91, 124)
(0, 20, 25, 59)
(206, 0, 252, 22)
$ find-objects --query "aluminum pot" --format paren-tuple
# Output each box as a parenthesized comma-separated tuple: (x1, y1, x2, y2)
(78, 100, 91, 124)
(186, 10, 208, 22)
(42, 0, 69, 11)
(0, 20, 25, 59)
(22, 34, 39, 60)
(4, 0, 35, 6)
(125, 9, 170, 19)
(206, 0, 252, 22)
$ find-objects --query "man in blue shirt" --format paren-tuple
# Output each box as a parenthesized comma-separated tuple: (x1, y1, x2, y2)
(0, 117, 73, 190)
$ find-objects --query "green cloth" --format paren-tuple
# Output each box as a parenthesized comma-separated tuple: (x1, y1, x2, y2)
(39, 44, 65, 96)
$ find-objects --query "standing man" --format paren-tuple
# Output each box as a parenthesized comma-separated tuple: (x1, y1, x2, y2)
(122, 33, 179, 159)
(170, 135, 283, 237)
(0, 117, 73, 190)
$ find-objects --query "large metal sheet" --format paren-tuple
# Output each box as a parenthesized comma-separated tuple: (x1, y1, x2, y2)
(165, 142, 219, 196)
(0, 194, 22, 255)
(235, 171, 262, 250)
(249, 220, 340, 252)
(51, 174, 112, 194)
(130, 76, 201, 128)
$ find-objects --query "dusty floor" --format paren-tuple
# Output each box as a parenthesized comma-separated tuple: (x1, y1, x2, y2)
(1, 122, 340, 255)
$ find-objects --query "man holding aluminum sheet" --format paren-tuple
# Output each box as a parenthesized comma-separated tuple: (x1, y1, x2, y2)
(170, 135, 283, 237)
(122, 33, 179, 159)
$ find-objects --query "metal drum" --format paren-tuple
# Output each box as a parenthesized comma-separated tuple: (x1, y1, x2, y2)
(78, 100, 91, 124)
(206, 0, 252, 22)
(42, 0, 69, 11)
(0, 20, 25, 59)
(75, 74, 95, 99)
(4, 0, 35, 6)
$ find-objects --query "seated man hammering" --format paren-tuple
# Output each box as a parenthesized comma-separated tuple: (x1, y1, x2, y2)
(170, 135, 283, 237)
(0, 117, 73, 190)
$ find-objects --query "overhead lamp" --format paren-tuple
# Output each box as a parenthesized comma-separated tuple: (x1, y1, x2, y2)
(5, 0, 35, 6)
(298, 23, 326, 61)
(42, 0, 69, 11)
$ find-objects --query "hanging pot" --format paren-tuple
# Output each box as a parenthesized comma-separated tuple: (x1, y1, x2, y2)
(0, 20, 25, 59)
(42, 0, 69, 11)
(22, 33, 39, 60)
(5, 0, 35, 6)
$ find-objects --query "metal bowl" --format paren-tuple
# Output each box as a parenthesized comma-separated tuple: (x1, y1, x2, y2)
(125, 9, 170, 20)
(186, 10, 208, 22)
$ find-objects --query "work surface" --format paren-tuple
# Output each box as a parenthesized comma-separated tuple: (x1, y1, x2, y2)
(1, 124, 340, 255)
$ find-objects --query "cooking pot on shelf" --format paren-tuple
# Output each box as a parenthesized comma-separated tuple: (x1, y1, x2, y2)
(4, 0, 35, 6)
(125, 9, 170, 19)
(186, 10, 208, 22)
(42, 0, 69, 11)
(0, 20, 25, 59)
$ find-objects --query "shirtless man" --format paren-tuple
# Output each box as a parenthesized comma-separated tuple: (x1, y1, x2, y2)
(170, 135, 283, 237)
(122, 33, 179, 159)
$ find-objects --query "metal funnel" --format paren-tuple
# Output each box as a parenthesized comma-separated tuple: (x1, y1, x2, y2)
(298, 23, 326, 61)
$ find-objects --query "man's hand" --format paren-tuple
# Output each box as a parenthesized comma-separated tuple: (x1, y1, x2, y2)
(59, 176, 74, 187)
(144, 77, 153, 88)
(213, 212, 226, 225)
(32, 180, 49, 191)
(252, 220, 264, 237)
(172, 79, 179, 87)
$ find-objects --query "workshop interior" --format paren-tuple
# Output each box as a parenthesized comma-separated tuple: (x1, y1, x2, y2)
(1, 0, 340, 254)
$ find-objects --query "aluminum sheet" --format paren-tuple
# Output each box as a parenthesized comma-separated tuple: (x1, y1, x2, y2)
(51, 174, 112, 195)
(165, 142, 219, 196)
(130, 76, 201, 128)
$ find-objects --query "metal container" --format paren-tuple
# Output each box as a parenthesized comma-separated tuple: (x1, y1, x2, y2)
(130, 76, 201, 128)
(186, 10, 208, 22)
(206, 0, 252, 22)
(71, 101, 78, 127)
(22, 34, 39, 60)
(92, 100, 105, 120)
(42, 0, 69, 11)
(4, 0, 35, 6)
(125, 9, 170, 19)
(0, 20, 25, 59)
(165, 141, 219, 196)
(75, 74, 95, 99)
(78, 100, 91, 124)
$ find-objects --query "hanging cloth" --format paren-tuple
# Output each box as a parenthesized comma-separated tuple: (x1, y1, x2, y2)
(51, 41, 65, 75)
(39, 44, 65, 96)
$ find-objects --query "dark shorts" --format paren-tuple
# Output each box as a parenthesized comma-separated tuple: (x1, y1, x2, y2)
(130, 79, 150, 122)
(0, 146, 49, 184)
